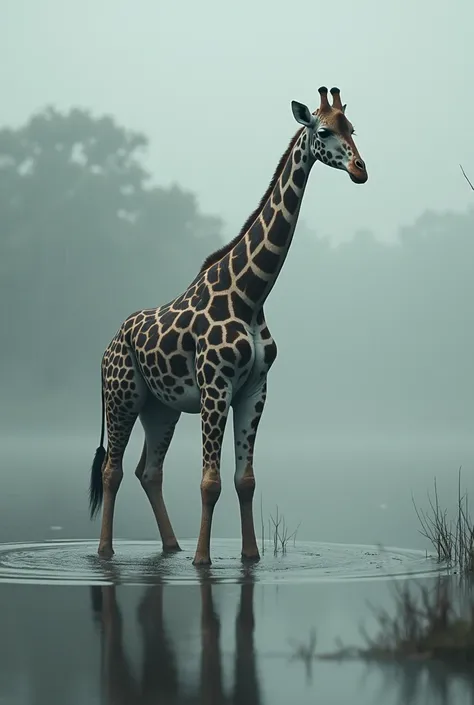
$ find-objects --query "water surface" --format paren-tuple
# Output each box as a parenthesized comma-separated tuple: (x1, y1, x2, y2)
(0, 435, 473, 704)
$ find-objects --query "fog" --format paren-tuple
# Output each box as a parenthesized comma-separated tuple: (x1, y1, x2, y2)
(1, 4, 474, 704)
(1, 0, 474, 553)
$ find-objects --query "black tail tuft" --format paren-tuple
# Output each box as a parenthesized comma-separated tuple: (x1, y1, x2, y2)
(89, 370, 107, 520)
(89, 444, 106, 519)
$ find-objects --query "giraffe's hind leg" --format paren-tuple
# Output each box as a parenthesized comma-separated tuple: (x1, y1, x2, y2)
(98, 404, 141, 557)
(98, 351, 148, 557)
(135, 396, 181, 553)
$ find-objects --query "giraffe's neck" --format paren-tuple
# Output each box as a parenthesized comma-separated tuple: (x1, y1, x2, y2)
(227, 128, 314, 317)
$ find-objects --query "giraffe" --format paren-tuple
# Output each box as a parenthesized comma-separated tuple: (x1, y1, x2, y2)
(88, 85, 368, 566)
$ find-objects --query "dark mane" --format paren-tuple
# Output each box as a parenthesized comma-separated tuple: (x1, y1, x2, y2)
(197, 127, 304, 274)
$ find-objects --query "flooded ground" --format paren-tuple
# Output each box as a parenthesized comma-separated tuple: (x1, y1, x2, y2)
(0, 433, 473, 704)
(0, 538, 444, 586)
(0, 549, 471, 705)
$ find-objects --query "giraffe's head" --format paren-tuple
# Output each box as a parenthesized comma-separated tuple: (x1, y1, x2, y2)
(291, 86, 368, 184)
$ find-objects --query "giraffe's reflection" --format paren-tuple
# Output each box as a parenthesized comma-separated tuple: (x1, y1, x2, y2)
(90, 573, 262, 705)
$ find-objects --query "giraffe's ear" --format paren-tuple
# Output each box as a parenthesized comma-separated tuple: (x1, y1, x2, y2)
(342, 104, 347, 114)
(291, 101, 315, 127)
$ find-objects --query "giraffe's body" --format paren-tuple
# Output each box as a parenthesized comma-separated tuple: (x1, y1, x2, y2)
(105, 285, 275, 419)
(89, 86, 368, 565)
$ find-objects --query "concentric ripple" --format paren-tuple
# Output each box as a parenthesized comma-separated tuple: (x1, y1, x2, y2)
(0, 538, 446, 586)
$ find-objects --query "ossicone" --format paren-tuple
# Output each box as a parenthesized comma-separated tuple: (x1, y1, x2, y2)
(330, 87, 344, 112)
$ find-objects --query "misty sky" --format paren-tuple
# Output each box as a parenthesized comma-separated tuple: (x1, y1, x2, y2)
(2, 0, 473, 246)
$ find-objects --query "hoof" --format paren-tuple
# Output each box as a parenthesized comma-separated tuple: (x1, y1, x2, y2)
(241, 552, 260, 563)
(162, 542, 182, 554)
(98, 546, 114, 559)
(192, 555, 212, 567)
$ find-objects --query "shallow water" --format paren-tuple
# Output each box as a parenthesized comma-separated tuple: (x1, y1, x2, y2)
(0, 538, 446, 586)
(1, 434, 473, 704)
(0, 539, 472, 704)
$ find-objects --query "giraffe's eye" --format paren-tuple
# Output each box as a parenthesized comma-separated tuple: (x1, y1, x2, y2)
(317, 128, 332, 139)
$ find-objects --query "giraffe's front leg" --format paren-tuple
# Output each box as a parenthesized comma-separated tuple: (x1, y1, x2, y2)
(193, 385, 232, 566)
(232, 380, 267, 562)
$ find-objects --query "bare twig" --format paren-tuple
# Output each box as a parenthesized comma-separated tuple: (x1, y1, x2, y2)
(412, 468, 474, 574)
(268, 506, 301, 556)
(289, 628, 317, 681)
(460, 164, 474, 191)
(305, 579, 474, 668)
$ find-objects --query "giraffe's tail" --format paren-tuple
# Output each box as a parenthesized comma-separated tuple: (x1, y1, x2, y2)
(89, 375, 107, 520)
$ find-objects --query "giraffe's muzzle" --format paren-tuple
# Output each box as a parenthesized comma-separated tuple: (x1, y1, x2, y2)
(348, 158, 368, 184)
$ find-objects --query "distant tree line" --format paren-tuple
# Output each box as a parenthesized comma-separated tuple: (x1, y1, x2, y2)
(269, 210, 474, 431)
(0, 106, 472, 431)
(0, 107, 223, 398)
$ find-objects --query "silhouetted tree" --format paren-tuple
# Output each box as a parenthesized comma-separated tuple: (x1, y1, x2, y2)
(0, 107, 223, 396)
